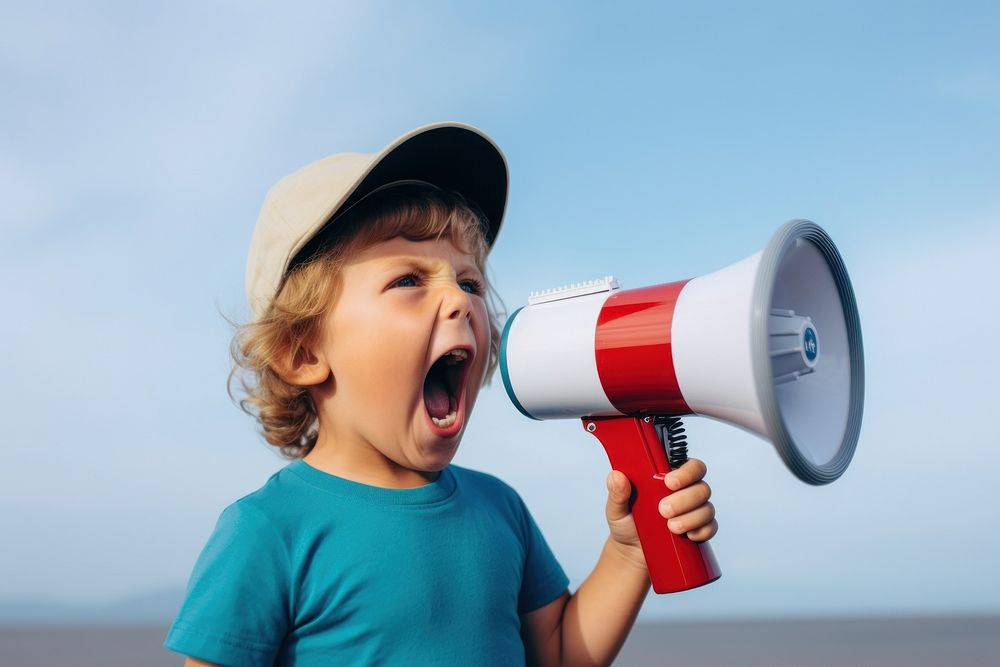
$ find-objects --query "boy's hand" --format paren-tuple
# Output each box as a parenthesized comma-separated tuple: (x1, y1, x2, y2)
(605, 459, 718, 571)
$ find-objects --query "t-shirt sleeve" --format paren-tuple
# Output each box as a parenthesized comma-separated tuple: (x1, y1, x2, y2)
(164, 500, 291, 667)
(515, 495, 570, 615)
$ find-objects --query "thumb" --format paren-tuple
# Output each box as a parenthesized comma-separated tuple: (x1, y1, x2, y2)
(605, 470, 632, 522)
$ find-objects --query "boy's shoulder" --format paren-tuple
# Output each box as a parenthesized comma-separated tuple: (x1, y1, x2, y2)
(232, 463, 295, 504)
(209, 463, 306, 530)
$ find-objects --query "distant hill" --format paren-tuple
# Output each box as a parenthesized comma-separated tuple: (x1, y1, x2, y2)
(0, 586, 184, 624)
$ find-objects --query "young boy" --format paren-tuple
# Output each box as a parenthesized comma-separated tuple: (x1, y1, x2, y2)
(164, 123, 718, 667)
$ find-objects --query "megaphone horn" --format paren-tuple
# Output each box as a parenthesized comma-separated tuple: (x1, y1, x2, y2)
(499, 219, 865, 593)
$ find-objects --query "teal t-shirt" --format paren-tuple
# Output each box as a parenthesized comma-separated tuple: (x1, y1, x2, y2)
(164, 460, 569, 666)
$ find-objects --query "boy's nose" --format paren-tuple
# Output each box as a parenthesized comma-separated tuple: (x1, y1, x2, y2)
(442, 285, 473, 321)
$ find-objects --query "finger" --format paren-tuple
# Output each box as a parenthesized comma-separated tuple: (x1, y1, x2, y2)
(658, 482, 712, 519)
(664, 458, 707, 491)
(686, 519, 719, 543)
(666, 502, 716, 536)
(605, 470, 633, 522)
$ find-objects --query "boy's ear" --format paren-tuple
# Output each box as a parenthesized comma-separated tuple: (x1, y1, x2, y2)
(274, 343, 331, 387)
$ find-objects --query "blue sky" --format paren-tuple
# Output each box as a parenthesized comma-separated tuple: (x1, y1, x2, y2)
(1, 1, 998, 620)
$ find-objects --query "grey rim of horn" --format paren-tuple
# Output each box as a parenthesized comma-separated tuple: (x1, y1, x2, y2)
(751, 219, 866, 485)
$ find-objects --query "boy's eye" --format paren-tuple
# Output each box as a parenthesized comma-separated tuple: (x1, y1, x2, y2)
(391, 274, 420, 288)
(389, 273, 484, 295)
(459, 279, 485, 296)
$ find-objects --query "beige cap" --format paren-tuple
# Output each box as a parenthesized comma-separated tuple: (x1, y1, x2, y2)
(245, 122, 508, 319)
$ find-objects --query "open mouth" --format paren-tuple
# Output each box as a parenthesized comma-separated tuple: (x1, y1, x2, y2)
(422, 348, 471, 431)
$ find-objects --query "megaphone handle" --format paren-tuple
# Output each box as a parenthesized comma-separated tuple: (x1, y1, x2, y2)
(583, 415, 721, 594)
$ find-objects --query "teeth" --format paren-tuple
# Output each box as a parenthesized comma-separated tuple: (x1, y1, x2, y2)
(443, 349, 468, 365)
(431, 409, 458, 428)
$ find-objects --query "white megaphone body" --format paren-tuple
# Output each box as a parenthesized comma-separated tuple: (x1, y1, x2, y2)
(499, 220, 865, 594)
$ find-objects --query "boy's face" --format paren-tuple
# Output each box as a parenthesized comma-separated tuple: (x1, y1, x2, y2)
(307, 236, 491, 485)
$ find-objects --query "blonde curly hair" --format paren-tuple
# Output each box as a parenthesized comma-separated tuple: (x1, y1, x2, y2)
(227, 184, 504, 459)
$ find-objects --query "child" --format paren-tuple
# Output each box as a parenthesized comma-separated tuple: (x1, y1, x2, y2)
(164, 123, 718, 667)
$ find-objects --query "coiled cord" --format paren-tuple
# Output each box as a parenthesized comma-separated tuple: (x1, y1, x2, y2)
(654, 416, 689, 470)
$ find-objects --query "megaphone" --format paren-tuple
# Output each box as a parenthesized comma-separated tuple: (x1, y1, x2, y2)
(499, 220, 864, 594)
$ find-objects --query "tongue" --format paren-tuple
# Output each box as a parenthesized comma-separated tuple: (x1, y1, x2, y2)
(423, 377, 451, 419)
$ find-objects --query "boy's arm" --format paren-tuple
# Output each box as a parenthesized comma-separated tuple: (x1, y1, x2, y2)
(521, 541, 649, 667)
(521, 460, 717, 667)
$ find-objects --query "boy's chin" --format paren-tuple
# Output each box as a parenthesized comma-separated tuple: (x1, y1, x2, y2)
(415, 432, 463, 465)
(411, 430, 465, 470)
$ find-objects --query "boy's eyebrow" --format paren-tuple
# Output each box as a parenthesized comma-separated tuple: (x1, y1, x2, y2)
(381, 255, 483, 277)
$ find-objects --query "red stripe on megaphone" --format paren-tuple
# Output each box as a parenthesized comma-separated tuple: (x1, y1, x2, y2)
(595, 280, 693, 416)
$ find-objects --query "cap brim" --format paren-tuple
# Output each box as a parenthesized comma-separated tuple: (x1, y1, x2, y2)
(350, 122, 508, 247)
